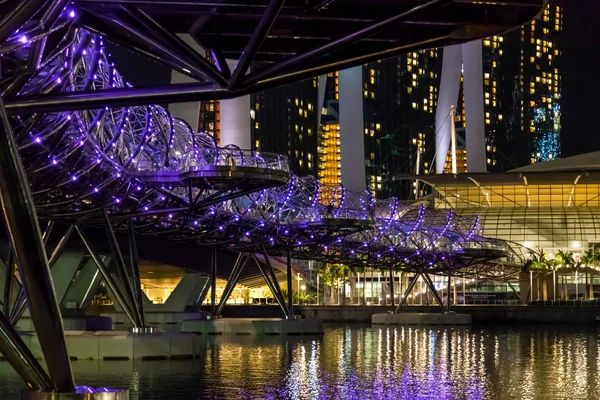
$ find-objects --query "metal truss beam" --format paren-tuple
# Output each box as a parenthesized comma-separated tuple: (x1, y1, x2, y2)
(251, 253, 288, 318)
(227, 0, 285, 89)
(215, 253, 247, 316)
(103, 209, 143, 327)
(0, 97, 74, 392)
(210, 248, 217, 315)
(395, 272, 420, 312)
(75, 225, 139, 327)
(0, 310, 52, 391)
(286, 248, 293, 317)
(421, 272, 446, 311)
(10, 224, 74, 325)
(244, 0, 453, 86)
(127, 220, 146, 327)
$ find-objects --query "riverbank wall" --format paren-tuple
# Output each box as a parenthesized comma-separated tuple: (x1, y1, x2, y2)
(201, 304, 600, 324)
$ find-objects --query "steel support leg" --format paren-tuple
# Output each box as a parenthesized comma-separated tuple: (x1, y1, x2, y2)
(390, 269, 395, 307)
(102, 210, 142, 327)
(447, 270, 452, 312)
(395, 272, 420, 313)
(0, 97, 74, 391)
(422, 273, 446, 311)
(0, 311, 52, 391)
(251, 254, 289, 318)
(286, 248, 293, 318)
(127, 220, 145, 327)
(261, 247, 287, 309)
(211, 248, 217, 316)
(215, 253, 247, 316)
(10, 225, 74, 326)
(75, 226, 138, 327)
(3, 246, 14, 316)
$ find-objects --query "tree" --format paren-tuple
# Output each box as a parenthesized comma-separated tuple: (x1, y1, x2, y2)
(556, 250, 575, 300)
(523, 248, 549, 301)
(579, 250, 599, 299)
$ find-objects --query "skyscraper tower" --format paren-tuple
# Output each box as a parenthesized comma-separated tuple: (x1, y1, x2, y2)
(435, 1, 562, 174)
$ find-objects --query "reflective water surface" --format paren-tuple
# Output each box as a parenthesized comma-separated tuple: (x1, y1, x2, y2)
(1, 324, 600, 399)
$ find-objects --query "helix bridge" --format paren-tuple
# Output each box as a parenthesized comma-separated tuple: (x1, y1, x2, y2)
(4, 26, 530, 281)
(0, 0, 545, 395)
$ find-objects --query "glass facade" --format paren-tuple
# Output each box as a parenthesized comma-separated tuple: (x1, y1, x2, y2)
(251, 77, 319, 176)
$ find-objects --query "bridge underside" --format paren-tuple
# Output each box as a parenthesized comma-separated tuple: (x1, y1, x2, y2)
(0, 0, 545, 395)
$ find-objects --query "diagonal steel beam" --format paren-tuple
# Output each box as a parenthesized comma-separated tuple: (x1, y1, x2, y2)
(215, 253, 247, 316)
(243, 0, 454, 86)
(10, 224, 73, 325)
(0, 97, 74, 391)
(395, 272, 420, 312)
(127, 220, 146, 327)
(251, 253, 288, 317)
(0, 310, 52, 391)
(228, 0, 286, 89)
(422, 272, 446, 311)
(75, 225, 138, 327)
(102, 209, 143, 327)
(124, 6, 228, 87)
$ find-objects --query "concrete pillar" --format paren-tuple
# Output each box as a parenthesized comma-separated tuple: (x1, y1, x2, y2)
(317, 74, 328, 126)
(462, 40, 486, 173)
(435, 45, 462, 174)
(435, 41, 487, 174)
(338, 66, 366, 192)
(219, 59, 251, 148)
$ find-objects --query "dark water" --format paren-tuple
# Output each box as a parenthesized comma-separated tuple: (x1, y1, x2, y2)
(2, 324, 600, 399)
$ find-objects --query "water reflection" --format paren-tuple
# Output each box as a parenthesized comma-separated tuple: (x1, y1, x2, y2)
(1, 325, 600, 399)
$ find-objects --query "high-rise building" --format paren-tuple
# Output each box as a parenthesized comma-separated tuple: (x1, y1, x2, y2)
(251, 77, 319, 176)
(437, 1, 562, 173)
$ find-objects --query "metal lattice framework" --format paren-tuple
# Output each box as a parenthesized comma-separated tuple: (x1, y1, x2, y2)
(0, 0, 545, 394)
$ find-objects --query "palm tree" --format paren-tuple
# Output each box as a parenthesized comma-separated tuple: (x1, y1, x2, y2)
(556, 250, 575, 300)
(579, 250, 599, 299)
(523, 248, 549, 302)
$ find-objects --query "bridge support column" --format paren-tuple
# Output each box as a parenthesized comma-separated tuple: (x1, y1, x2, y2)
(251, 253, 289, 318)
(215, 253, 248, 316)
(211, 248, 217, 316)
(0, 98, 74, 391)
(395, 272, 421, 313)
(286, 249, 293, 318)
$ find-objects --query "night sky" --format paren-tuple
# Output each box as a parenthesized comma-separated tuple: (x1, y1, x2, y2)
(107, 1, 597, 161)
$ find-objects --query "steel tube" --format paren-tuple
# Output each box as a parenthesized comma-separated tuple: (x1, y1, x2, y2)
(228, 0, 286, 89)
(244, 0, 453, 85)
(0, 311, 52, 391)
(422, 273, 445, 311)
(261, 246, 287, 309)
(286, 248, 293, 317)
(210, 248, 217, 315)
(395, 272, 420, 312)
(215, 253, 246, 316)
(0, 0, 48, 44)
(74, 226, 138, 327)
(251, 254, 288, 317)
(127, 220, 145, 327)
(3, 36, 449, 114)
(124, 6, 228, 87)
(3, 246, 14, 316)
(102, 209, 142, 327)
(0, 98, 74, 391)
(10, 225, 73, 326)
(389, 269, 395, 307)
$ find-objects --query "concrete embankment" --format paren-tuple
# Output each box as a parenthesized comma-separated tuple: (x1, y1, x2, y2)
(297, 305, 600, 324)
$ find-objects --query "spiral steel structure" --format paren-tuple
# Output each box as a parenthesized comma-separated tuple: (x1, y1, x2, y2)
(1, 10, 530, 276)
